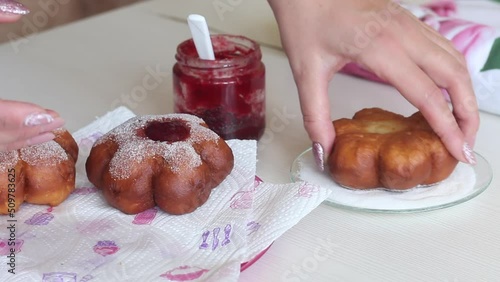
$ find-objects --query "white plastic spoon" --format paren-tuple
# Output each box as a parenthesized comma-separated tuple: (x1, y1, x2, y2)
(187, 14, 215, 60)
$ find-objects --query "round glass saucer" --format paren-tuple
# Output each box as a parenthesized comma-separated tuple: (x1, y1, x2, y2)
(290, 148, 493, 213)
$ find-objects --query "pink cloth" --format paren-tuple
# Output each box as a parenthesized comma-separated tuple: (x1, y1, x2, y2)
(424, 0, 457, 16)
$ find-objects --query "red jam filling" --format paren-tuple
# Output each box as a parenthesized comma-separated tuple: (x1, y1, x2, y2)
(145, 120, 189, 142)
(213, 47, 248, 59)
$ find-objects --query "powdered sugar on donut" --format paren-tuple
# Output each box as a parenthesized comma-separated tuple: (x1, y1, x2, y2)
(20, 140, 68, 166)
(0, 151, 20, 171)
(97, 114, 220, 180)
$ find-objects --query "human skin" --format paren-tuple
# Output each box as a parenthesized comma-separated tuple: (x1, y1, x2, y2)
(0, 100, 65, 151)
(267, 0, 479, 168)
(0, 2, 65, 152)
(0, 12, 19, 22)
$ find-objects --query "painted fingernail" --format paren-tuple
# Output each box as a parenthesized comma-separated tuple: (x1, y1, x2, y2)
(44, 109, 59, 117)
(312, 142, 325, 171)
(0, 0, 30, 15)
(463, 142, 476, 165)
(24, 113, 54, 126)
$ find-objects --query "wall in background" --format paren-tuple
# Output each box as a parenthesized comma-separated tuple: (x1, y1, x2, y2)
(0, 0, 145, 44)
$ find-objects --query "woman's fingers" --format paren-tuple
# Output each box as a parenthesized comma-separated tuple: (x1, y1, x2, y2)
(0, 12, 21, 22)
(417, 47, 479, 147)
(0, 0, 29, 22)
(405, 9, 466, 65)
(403, 17, 480, 147)
(0, 100, 64, 151)
(361, 38, 474, 164)
(0, 132, 56, 152)
(0, 100, 63, 129)
(12, 115, 64, 139)
(293, 59, 337, 171)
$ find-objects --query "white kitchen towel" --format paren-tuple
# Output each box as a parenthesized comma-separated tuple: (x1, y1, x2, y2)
(0, 106, 330, 282)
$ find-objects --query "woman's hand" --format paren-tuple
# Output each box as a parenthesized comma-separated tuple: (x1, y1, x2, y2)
(0, 0, 29, 22)
(268, 0, 479, 169)
(0, 2, 60, 152)
(0, 100, 64, 152)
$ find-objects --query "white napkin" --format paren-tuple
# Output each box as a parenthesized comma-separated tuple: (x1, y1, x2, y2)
(0, 106, 331, 282)
(296, 149, 477, 211)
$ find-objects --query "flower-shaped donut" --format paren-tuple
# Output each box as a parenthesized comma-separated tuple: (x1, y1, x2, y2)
(85, 114, 234, 215)
(327, 108, 458, 190)
(0, 129, 78, 214)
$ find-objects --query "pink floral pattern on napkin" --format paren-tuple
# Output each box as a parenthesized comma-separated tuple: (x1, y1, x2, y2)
(25, 211, 54, 225)
(93, 240, 120, 257)
(0, 239, 23, 256)
(132, 207, 158, 225)
(160, 266, 209, 281)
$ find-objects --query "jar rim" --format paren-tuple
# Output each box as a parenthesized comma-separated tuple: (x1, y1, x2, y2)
(175, 34, 262, 69)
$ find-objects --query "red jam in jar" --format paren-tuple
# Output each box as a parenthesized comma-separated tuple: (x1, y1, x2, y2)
(173, 34, 266, 140)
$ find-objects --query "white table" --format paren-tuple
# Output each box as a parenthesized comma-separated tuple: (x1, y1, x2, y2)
(1, 1, 499, 281)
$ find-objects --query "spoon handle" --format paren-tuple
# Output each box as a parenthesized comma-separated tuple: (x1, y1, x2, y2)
(187, 14, 215, 60)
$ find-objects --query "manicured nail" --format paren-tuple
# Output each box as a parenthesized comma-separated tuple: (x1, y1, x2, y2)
(24, 113, 54, 126)
(463, 142, 476, 165)
(0, 0, 30, 15)
(312, 142, 325, 171)
(44, 109, 59, 117)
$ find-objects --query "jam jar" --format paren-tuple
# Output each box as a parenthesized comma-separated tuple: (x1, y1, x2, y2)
(173, 34, 266, 140)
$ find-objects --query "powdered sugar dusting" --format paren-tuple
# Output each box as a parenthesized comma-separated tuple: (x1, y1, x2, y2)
(0, 151, 20, 172)
(98, 114, 220, 180)
(20, 140, 68, 166)
(53, 128, 66, 134)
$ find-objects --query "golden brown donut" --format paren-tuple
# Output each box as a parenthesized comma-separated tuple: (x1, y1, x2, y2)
(327, 108, 458, 190)
(0, 129, 79, 214)
(85, 114, 234, 215)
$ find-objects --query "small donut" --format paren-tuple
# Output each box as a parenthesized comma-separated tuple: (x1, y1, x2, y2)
(0, 129, 78, 214)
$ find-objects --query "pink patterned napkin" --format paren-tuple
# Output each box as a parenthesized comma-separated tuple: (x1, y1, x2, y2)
(0, 107, 331, 282)
(342, 1, 500, 116)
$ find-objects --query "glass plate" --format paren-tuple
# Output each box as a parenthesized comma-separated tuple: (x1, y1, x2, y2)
(290, 148, 493, 213)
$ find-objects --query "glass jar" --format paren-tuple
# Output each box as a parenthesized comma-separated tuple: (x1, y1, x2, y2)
(173, 34, 266, 140)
